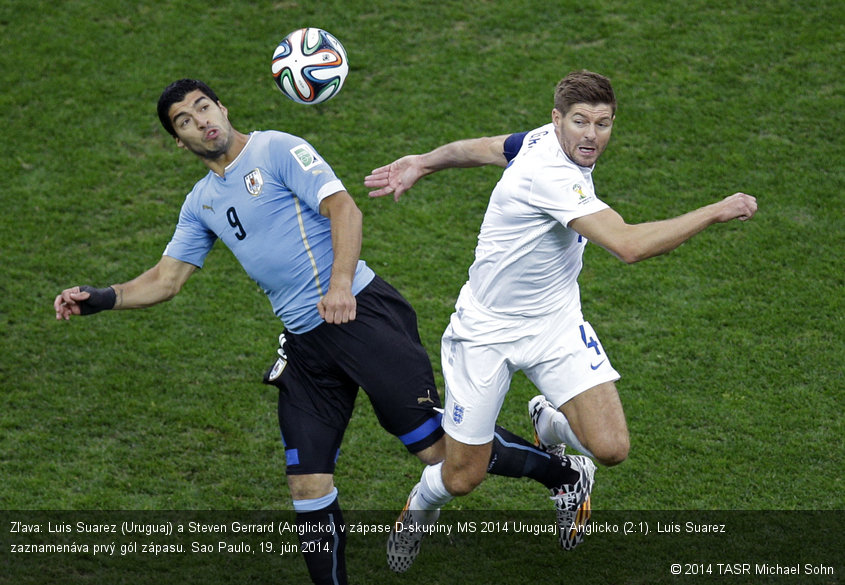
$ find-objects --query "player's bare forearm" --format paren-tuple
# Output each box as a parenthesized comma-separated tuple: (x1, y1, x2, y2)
(365, 135, 510, 201)
(621, 208, 721, 263)
(319, 191, 362, 323)
(54, 257, 195, 320)
(418, 135, 510, 171)
(636, 192, 758, 260)
(572, 192, 757, 264)
(112, 257, 196, 309)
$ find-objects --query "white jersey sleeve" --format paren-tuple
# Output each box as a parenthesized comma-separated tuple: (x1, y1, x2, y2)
(527, 155, 608, 227)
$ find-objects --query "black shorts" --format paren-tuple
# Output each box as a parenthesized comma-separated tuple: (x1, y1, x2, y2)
(263, 276, 444, 475)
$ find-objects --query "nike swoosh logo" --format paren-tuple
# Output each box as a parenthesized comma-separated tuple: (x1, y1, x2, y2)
(590, 360, 606, 370)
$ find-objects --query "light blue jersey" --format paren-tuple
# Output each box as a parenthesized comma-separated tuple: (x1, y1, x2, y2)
(163, 130, 375, 333)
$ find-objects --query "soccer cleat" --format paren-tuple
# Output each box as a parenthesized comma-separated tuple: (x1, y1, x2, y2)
(387, 483, 439, 573)
(551, 455, 596, 550)
(529, 395, 567, 458)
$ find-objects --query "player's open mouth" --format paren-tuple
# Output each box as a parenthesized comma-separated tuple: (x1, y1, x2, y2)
(205, 129, 219, 140)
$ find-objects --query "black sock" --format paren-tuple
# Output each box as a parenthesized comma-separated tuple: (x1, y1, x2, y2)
(488, 425, 579, 489)
(296, 497, 347, 585)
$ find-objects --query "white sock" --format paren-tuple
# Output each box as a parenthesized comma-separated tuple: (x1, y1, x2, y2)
(541, 407, 595, 460)
(411, 462, 452, 523)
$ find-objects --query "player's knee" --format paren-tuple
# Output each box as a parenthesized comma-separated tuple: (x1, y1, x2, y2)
(287, 474, 336, 501)
(416, 451, 443, 466)
(414, 439, 446, 466)
(443, 471, 484, 497)
(596, 447, 628, 467)
(442, 461, 486, 496)
(592, 434, 629, 467)
(440, 436, 490, 496)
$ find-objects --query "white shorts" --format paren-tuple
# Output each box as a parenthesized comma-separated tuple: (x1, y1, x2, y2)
(441, 284, 620, 445)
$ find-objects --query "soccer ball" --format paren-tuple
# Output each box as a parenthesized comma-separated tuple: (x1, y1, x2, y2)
(271, 28, 348, 105)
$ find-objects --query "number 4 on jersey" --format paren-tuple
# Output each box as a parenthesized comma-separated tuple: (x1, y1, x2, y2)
(580, 324, 601, 356)
(580, 324, 607, 370)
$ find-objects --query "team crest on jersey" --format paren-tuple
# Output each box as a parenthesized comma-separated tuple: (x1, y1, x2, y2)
(290, 144, 322, 171)
(452, 403, 465, 425)
(244, 169, 264, 196)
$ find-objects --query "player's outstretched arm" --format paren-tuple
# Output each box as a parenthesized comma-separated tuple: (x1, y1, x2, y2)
(54, 256, 196, 321)
(570, 192, 758, 264)
(365, 135, 510, 201)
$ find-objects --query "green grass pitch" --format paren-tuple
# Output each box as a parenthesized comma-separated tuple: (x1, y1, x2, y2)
(1, 0, 842, 583)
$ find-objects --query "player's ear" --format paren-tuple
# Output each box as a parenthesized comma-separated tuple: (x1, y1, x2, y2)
(218, 102, 228, 119)
(175, 136, 187, 150)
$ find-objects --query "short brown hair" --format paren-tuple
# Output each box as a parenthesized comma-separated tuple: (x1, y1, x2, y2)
(157, 79, 221, 137)
(554, 70, 616, 116)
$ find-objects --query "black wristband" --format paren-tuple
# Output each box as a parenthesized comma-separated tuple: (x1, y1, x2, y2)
(78, 286, 117, 315)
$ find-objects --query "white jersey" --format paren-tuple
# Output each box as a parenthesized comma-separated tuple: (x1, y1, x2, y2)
(466, 123, 609, 318)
